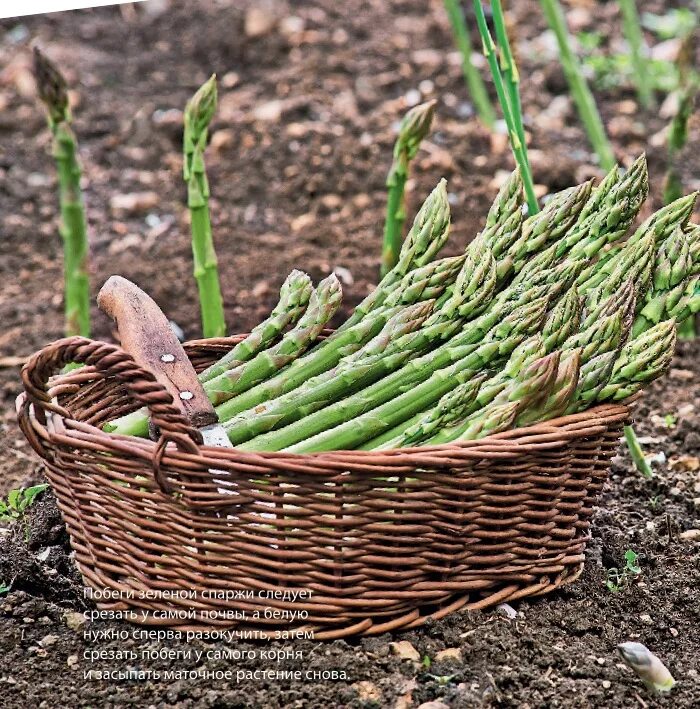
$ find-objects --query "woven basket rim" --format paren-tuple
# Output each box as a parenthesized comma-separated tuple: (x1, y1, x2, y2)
(18, 334, 631, 464)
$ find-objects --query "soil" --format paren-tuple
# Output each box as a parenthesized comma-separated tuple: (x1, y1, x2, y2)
(0, 0, 699, 707)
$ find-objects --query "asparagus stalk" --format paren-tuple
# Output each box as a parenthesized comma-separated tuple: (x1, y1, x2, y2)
(619, 0, 653, 109)
(491, 0, 526, 160)
(443, 0, 497, 128)
(596, 320, 677, 401)
(584, 232, 656, 306)
(566, 350, 619, 411)
(663, 33, 697, 205)
(455, 402, 521, 441)
(199, 270, 313, 382)
(624, 192, 697, 249)
(507, 179, 593, 277)
(203, 275, 342, 405)
(381, 101, 437, 276)
(539, 0, 615, 169)
(421, 334, 548, 445)
(516, 348, 581, 424)
(452, 352, 562, 441)
(223, 302, 435, 444)
(340, 180, 451, 331)
(215, 239, 494, 422)
(384, 255, 466, 308)
(478, 168, 524, 260)
(542, 287, 582, 351)
(246, 294, 549, 452)
(581, 278, 636, 332)
(33, 48, 90, 338)
(563, 154, 649, 261)
(184, 75, 226, 338)
(473, 0, 539, 214)
(222, 239, 496, 434)
(364, 373, 490, 450)
(633, 275, 700, 338)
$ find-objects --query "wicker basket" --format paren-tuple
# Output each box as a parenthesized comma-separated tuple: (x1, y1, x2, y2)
(16, 335, 629, 640)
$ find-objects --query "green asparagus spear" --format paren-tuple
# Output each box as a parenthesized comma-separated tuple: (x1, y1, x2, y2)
(341, 180, 451, 332)
(382, 101, 437, 276)
(596, 320, 677, 401)
(558, 155, 649, 260)
(215, 240, 495, 422)
(452, 351, 562, 440)
(199, 270, 313, 382)
(506, 179, 593, 277)
(204, 274, 342, 405)
(247, 295, 549, 452)
(224, 301, 436, 445)
(478, 169, 524, 260)
(184, 75, 226, 337)
(364, 373, 490, 449)
(566, 350, 619, 411)
(516, 348, 581, 424)
(542, 287, 582, 350)
(33, 47, 90, 338)
(632, 275, 700, 337)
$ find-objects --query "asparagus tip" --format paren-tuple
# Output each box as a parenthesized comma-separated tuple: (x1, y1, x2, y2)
(32, 45, 69, 125)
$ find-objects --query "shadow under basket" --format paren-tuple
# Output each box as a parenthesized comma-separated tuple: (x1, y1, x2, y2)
(17, 335, 630, 640)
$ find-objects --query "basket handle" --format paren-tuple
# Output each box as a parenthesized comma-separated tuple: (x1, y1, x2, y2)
(20, 336, 204, 490)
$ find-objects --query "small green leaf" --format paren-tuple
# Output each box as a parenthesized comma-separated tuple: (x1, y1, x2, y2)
(7, 490, 20, 511)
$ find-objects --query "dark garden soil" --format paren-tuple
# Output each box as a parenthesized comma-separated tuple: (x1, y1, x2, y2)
(0, 0, 699, 707)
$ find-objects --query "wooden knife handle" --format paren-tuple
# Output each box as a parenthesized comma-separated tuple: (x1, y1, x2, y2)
(97, 275, 218, 429)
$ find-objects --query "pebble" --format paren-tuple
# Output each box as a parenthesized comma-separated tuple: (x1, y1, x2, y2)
(210, 130, 235, 153)
(64, 611, 87, 632)
(67, 655, 79, 667)
(109, 192, 160, 216)
(639, 614, 653, 625)
(279, 16, 304, 36)
(253, 100, 283, 123)
(244, 4, 278, 37)
(352, 680, 381, 701)
(602, 680, 611, 689)
(40, 634, 58, 647)
(679, 529, 700, 542)
(435, 647, 462, 663)
(290, 212, 315, 233)
(417, 702, 450, 709)
(390, 640, 421, 662)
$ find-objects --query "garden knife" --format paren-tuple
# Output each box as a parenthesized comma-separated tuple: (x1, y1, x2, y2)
(97, 275, 233, 453)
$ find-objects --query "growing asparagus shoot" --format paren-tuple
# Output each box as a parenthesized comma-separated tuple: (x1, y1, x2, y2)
(443, 0, 496, 128)
(381, 101, 437, 277)
(473, 0, 539, 215)
(539, 0, 615, 169)
(184, 74, 226, 338)
(33, 47, 91, 338)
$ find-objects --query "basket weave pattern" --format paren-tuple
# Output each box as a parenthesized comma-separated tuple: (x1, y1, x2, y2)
(17, 336, 629, 640)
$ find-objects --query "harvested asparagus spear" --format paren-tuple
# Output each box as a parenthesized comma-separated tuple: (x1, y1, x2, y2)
(454, 352, 563, 440)
(203, 275, 342, 405)
(381, 101, 436, 277)
(222, 240, 497, 441)
(199, 270, 313, 382)
(223, 301, 435, 444)
(184, 75, 226, 338)
(364, 373, 490, 450)
(596, 320, 677, 401)
(516, 348, 581, 424)
(557, 155, 649, 261)
(247, 295, 550, 452)
(341, 180, 451, 332)
(33, 48, 91, 338)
